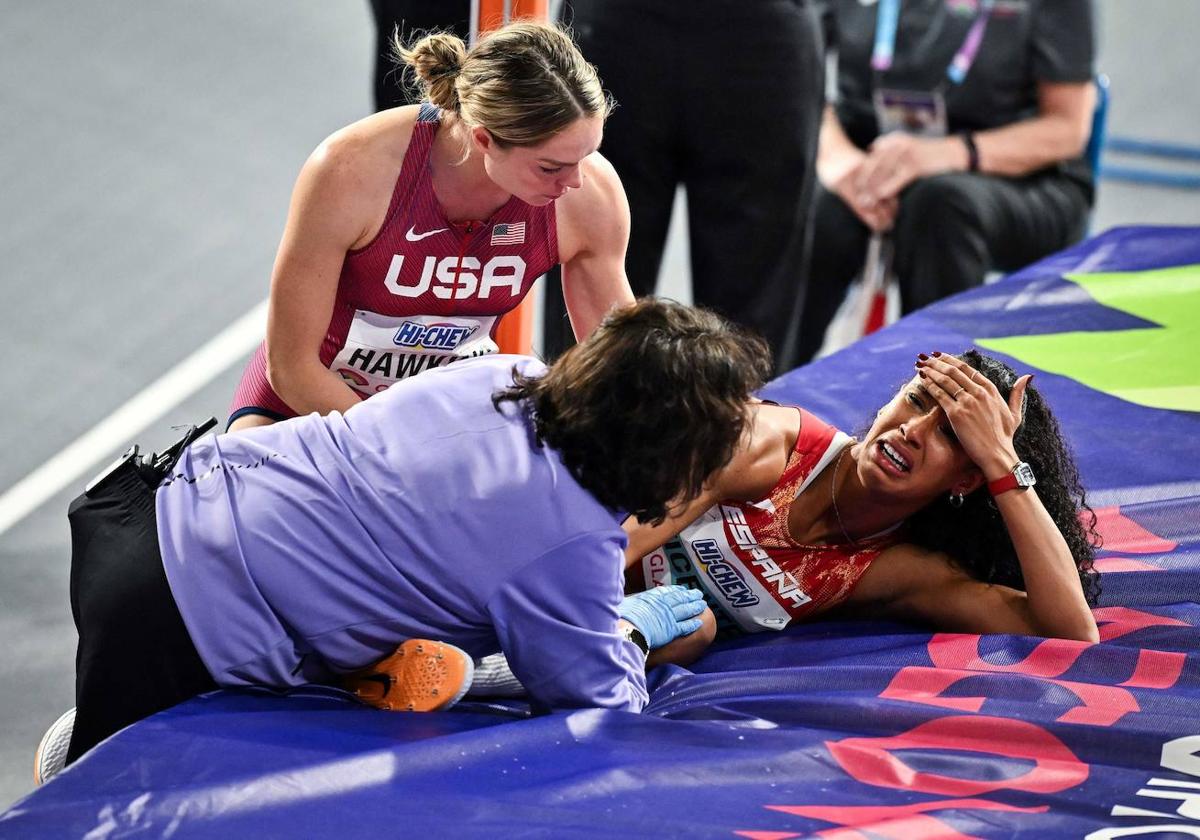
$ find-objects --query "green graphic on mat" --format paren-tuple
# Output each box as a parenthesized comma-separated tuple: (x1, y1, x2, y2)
(977, 263, 1200, 413)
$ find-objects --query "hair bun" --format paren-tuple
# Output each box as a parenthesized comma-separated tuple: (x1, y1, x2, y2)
(396, 31, 467, 111)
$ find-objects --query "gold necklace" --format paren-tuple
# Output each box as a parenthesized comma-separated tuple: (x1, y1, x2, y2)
(830, 443, 859, 547)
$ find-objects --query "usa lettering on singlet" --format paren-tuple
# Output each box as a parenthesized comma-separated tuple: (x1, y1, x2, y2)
(228, 101, 558, 417)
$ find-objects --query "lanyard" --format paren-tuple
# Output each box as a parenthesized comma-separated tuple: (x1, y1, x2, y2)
(870, 0, 995, 85)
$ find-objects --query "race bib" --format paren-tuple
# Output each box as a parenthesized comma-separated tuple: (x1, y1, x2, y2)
(641, 505, 804, 635)
(330, 311, 499, 397)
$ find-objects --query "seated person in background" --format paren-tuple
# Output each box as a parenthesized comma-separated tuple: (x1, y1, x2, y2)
(471, 350, 1099, 696)
(794, 0, 1097, 363)
(64, 300, 770, 766)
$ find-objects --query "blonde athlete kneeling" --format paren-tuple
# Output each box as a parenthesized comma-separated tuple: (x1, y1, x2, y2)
(228, 22, 634, 430)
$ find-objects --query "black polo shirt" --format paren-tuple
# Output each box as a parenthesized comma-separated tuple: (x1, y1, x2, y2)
(822, 0, 1094, 189)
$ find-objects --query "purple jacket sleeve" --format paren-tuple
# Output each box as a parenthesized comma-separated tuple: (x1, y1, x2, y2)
(485, 533, 648, 713)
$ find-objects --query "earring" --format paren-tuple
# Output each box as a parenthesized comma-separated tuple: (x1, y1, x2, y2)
(949, 491, 965, 508)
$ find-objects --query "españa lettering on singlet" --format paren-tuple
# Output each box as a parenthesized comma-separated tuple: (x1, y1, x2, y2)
(229, 102, 559, 417)
(639, 409, 896, 638)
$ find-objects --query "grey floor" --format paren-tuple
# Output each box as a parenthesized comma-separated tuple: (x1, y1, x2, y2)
(1, 1, 1197, 812)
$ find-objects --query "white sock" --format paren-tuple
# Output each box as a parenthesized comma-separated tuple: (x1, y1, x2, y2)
(468, 653, 527, 698)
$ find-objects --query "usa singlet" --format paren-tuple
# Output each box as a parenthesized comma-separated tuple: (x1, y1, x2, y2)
(230, 103, 559, 422)
(637, 409, 898, 638)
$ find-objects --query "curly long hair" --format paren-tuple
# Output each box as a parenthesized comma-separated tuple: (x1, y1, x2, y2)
(902, 350, 1102, 605)
(494, 299, 771, 526)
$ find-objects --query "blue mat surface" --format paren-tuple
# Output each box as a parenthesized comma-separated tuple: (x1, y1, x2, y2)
(4, 226, 1199, 839)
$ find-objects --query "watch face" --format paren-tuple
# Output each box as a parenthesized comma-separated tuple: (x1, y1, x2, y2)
(1014, 462, 1037, 487)
(623, 626, 650, 658)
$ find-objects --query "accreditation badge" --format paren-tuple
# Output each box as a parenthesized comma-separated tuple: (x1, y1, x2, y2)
(873, 88, 949, 137)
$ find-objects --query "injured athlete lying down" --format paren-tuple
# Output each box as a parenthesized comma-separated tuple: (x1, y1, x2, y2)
(469, 349, 1101, 696)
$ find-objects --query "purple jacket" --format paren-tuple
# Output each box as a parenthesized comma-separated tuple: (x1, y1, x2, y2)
(157, 355, 647, 712)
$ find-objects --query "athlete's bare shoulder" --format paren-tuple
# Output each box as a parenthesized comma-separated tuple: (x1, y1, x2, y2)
(718, 402, 801, 501)
(293, 105, 425, 249)
(556, 150, 629, 262)
(308, 105, 422, 187)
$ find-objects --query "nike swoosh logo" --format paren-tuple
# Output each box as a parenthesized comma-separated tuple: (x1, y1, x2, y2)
(406, 225, 449, 242)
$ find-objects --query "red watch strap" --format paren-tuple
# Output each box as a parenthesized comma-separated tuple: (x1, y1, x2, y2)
(988, 472, 1019, 496)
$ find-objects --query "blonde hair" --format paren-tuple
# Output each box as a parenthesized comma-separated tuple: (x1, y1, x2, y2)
(395, 21, 611, 147)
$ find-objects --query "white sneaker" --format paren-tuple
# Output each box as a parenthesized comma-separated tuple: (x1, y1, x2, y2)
(34, 707, 76, 786)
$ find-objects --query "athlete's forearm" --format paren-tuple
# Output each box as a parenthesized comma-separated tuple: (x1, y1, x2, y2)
(267, 358, 363, 417)
(995, 488, 1098, 642)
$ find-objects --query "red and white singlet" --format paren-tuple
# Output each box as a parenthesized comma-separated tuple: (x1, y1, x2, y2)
(637, 408, 897, 637)
(230, 103, 559, 422)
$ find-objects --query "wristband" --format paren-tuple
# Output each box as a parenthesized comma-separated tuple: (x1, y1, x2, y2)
(988, 461, 1036, 496)
(961, 131, 980, 172)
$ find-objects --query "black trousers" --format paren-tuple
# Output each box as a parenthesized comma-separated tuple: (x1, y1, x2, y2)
(66, 464, 216, 764)
(795, 170, 1091, 363)
(543, 0, 825, 371)
(370, 0, 470, 111)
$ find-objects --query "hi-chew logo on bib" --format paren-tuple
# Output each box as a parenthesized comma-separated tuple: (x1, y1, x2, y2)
(663, 505, 806, 634)
(691, 539, 760, 608)
(331, 311, 498, 395)
(393, 321, 478, 352)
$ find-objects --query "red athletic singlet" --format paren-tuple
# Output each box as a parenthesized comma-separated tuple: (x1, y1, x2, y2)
(637, 408, 898, 637)
(230, 103, 559, 421)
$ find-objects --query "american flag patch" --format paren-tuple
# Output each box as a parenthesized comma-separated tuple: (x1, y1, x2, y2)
(490, 222, 526, 246)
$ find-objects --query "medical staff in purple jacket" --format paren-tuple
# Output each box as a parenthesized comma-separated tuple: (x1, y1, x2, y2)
(64, 299, 770, 765)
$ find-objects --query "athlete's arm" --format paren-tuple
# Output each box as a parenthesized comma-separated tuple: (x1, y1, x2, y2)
(914, 353, 1098, 642)
(264, 113, 416, 416)
(556, 152, 636, 341)
(622, 403, 798, 568)
(846, 542, 1093, 640)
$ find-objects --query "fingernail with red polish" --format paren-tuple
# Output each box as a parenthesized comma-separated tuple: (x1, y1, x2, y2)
(917, 353, 929, 361)
(918, 370, 927, 379)
(932, 351, 942, 357)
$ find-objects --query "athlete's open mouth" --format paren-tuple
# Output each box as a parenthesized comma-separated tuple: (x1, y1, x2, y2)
(879, 440, 911, 472)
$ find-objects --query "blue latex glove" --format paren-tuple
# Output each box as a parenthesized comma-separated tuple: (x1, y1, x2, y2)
(618, 585, 706, 650)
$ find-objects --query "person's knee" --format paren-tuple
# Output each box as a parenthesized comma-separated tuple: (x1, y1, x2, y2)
(896, 175, 984, 239)
(893, 175, 991, 297)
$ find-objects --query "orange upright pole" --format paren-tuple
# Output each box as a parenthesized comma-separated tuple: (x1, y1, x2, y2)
(478, 0, 549, 356)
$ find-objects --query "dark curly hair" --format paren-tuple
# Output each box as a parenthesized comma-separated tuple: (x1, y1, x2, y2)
(902, 350, 1102, 606)
(494, 299, 771, 526)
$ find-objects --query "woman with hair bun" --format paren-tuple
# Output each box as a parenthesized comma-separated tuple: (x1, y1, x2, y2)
(228, 22, 634, 430)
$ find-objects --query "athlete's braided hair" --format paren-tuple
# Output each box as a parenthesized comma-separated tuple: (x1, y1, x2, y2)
(902, 350, 1102, 605)
(494, 299, 771, 526)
